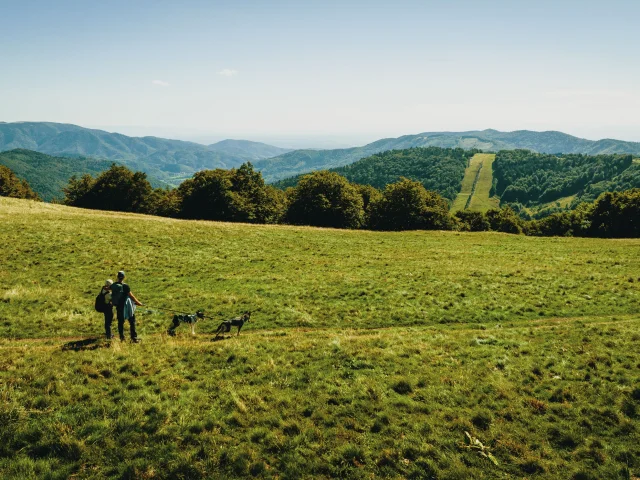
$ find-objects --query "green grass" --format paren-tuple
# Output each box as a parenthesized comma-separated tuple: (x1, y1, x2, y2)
(451, 154, 484, 212)
(468, 153, 500, 212)
(1, 197, 640, 479)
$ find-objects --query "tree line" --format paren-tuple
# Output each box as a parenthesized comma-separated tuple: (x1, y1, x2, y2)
(3, 161, 640, 238)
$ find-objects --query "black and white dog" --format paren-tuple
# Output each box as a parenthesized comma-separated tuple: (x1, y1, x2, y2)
(168, 311, 205, 336)
(214, 311, 251, 338)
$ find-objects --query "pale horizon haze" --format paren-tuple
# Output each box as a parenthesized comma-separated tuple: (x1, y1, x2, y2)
(1, 0, 639, 147)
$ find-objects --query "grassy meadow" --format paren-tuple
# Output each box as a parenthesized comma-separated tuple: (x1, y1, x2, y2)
(451, 154, 484, 212)
(467, 154, 501, 212)
(1, 197, 640, 479)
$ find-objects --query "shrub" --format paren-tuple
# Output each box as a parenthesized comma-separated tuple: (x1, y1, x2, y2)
(485, 207, 524, 234)
(455, 210, 490, 232)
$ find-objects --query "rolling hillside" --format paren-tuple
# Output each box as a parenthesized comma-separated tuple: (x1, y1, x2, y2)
(257, 129, 640, 182)
(0, 149, 116, 201)
(1, 197, 639, 479)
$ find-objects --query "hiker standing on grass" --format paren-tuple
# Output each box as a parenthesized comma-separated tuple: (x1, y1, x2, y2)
(110, 271, 143, 343)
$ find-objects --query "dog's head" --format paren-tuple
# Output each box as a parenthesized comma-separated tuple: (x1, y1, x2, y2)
(243, 311, 251, 322)
(196, 310, 205, 319)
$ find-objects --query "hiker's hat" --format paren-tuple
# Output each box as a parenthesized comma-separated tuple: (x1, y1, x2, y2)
(117, 271, 125, 279)
(105, 279, 113, 287)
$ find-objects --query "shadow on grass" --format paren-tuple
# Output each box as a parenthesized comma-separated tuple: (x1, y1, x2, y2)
(62, 337, 102, 351)
(211, 336, 235, 342)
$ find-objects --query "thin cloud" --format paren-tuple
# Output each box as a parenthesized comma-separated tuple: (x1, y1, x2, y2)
(218, 69, 238, 77)
(545, 89, 628, 98)
(152, 80, 170, 87)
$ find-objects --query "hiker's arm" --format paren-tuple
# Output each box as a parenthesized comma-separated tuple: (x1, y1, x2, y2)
(129, 292, 143, 306)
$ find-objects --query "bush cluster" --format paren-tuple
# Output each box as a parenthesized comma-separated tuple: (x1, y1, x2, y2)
(56, 163, 640, 238)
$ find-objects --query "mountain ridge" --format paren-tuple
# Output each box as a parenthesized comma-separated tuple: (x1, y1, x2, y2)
(0, 122, 289, 185)
(255, 129, 640, 182)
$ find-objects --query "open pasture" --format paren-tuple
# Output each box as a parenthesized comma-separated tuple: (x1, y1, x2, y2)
(1, 197, 639, 479)
(1, 197, 640, 338)
(467, 154, 500, 212)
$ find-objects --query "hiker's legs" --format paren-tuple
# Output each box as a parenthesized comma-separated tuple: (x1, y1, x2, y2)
(104, 308, 114, 339)
(116, 306, 125, 340)
(129, 315, 138, 341)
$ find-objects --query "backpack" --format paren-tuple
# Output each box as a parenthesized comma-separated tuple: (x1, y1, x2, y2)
(110, 282, 126, 307)
(95, 290, 107, 313)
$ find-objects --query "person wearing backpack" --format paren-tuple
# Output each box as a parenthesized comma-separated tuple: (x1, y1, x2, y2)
(95, 279, 114, 340)
(110, 271, 143, 343)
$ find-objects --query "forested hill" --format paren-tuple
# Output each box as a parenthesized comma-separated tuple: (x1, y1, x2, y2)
(256, 129, 640, 182)
(0, 149, 118, 201)
(275, 147, 478, 201)
(493, 150, 640, 214)
(0, 122, 287, 185)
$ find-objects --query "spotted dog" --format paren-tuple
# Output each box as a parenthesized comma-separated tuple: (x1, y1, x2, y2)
(168, 311, 205, 336)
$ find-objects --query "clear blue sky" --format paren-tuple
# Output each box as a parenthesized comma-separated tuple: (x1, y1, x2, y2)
(1, 0, 639, 145)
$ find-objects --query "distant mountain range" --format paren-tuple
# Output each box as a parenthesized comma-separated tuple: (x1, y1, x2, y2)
(255, 129, 640, 182)
(2, 122, 640, 187)
(0, 122, 290, 185)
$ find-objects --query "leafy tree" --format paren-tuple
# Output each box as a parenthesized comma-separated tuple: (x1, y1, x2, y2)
(355, 184, 382, 228)
(587, 189, 640, 238)
(178, 163, 285, 223)
(63, 174, 94, 206)
(0, 165, 40, 200)
(369, 177, 453, 231)
(147, 188, 182, 218)
(63, 164, 153, 213)
(230, 163, 286, 223)
(178, 169, 236, 220)
(285, 171, 364, 229)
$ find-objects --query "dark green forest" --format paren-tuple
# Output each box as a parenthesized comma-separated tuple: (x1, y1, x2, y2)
(493, 150, 639, 209)
(275, 147, 478, 201)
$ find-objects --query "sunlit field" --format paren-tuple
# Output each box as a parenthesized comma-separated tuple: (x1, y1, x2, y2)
(1, 197, 639, 479)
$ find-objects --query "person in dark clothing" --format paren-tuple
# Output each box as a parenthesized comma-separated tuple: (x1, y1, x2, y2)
(110, 271, 143, 342)
(101, 279, 114, 339)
